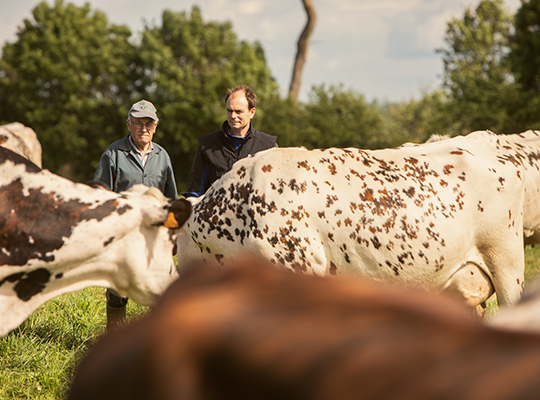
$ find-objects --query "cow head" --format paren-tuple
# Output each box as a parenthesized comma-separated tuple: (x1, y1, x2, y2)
(0, 147, 191, 336)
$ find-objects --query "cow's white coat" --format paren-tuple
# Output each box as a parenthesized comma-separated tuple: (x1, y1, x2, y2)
(0, 152, 184, 336)
(177, 130, 540, 309)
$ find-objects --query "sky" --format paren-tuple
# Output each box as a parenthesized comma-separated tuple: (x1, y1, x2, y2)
(0, 0, 522, 103)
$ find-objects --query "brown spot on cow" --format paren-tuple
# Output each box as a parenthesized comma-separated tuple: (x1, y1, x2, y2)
(443, 165, 455, 175)
(478, 201, 484, 212)
(326, 195, 338, 208)
(297, 161, 310, 171)
(288, 179, 306, 194)
(360, 188, 374, 202)
(0, 268, 51, 301)
(0, 180, 123, 266)
(371, 236, 381, 249)
(329, 261, 337, 275)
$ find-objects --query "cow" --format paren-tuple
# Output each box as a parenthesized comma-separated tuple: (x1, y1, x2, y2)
(0, 146, 192, 337)
(68, 255, 540, 400)
(175, 130, 540, 311)
(489, 279, 540, 333)
(410, 132, 540, 250)
(0, 122, 42, 167)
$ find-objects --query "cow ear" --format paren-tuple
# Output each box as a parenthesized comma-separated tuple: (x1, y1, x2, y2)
(148, 198, 192, 229)
(164, 199, 192, 228)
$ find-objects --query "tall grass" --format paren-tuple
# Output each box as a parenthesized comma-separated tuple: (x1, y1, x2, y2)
(2, 247, 540, 399)
(0, 287, 148, 400)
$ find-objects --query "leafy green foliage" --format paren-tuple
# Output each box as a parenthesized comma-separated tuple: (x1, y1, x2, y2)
(304, 85, 387, 149)
(379, 90, 457, 145)
(436, 0, 521, 135)
(509, 0, 540, 129)
(0, 0, 138, 181)
(1, 0, 540, 188)
(511, 0, 540, 92)
(138, 6, 279, 188)
(260, 85, 399, 150)
(257, 94, 318, 147)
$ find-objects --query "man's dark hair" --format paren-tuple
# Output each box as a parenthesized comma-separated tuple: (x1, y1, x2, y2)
(225, 85, 257, 110)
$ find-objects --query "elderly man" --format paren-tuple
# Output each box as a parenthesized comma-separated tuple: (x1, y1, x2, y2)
(95, 99, 178, 329)
(185, 85, 277, 197)
(95, 100, 177, 198)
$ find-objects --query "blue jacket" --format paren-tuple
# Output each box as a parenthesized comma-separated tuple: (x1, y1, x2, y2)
(95, 135, 178, 199)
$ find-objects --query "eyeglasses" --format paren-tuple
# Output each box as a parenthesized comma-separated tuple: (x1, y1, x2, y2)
(130, 119, 157, 130)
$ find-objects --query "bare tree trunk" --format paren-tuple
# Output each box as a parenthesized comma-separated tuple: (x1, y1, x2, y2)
(288, 0, 317, 101)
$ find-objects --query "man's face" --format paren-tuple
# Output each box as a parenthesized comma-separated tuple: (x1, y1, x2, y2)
(226, 91, 255, 137)
(127, 116, 157, 151)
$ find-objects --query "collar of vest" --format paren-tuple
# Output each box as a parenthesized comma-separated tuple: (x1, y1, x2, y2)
(221, 120, 254, 140)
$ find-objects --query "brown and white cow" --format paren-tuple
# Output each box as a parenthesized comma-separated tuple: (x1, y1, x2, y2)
(68, 256, 540, 400)
(0, 147, 191, 337)
(176, 130, 540, 310)
(0, 122, 42, 167)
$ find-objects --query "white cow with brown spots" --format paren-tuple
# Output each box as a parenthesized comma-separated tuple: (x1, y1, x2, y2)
(177, 130, 540, 310)
(0, 147, 191, 337)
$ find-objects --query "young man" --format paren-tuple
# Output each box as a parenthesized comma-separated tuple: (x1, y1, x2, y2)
(185, 85, 277, 197)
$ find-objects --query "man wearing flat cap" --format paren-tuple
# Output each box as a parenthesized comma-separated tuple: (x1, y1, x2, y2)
(94, 99, 178, 199)
(94, 99, 178, 329)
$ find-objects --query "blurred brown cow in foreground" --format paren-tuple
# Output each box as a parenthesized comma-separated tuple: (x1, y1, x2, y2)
(69, 256, 540, 400)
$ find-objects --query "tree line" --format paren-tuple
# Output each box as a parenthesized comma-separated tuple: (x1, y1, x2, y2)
(0, 0, 539, 190)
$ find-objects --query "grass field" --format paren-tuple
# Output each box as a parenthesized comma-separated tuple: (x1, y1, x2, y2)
(0, 288, 148, 400)
(2, 247, 540, 399)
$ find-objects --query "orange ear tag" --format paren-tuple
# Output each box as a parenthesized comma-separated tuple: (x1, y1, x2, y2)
(164, 212, 180, 229)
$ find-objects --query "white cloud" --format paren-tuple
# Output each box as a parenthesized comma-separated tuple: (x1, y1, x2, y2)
(236, 0, 264, 16)
(0, 0, 526, 102)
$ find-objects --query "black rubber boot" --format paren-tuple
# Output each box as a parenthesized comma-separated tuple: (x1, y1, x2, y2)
(106, 289, 128, 331)
(106, 305, 126, 331)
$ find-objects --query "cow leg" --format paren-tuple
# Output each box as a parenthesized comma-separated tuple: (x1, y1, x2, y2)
(106, 289, 128, 331)
(524, 229, 540, 248)
(480, 244, 525, 308)
(442, 263, 494, 315)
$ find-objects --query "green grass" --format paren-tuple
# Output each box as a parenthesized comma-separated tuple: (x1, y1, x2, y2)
(2, 247, 540, 399)
(0, 287, 148, 400)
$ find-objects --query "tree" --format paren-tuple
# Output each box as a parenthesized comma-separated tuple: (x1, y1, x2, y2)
(304, 85, 388, 149)
(138, 6, 279, 188)
(258, 94, 318, 148)
(437, 0, 520, 134)
(511, 0, 540, 92)
(289, 0, 317, 100)
(0, 0, 138, 180)
(509, 0, 540, 129)
(381, 90, 458, 144)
